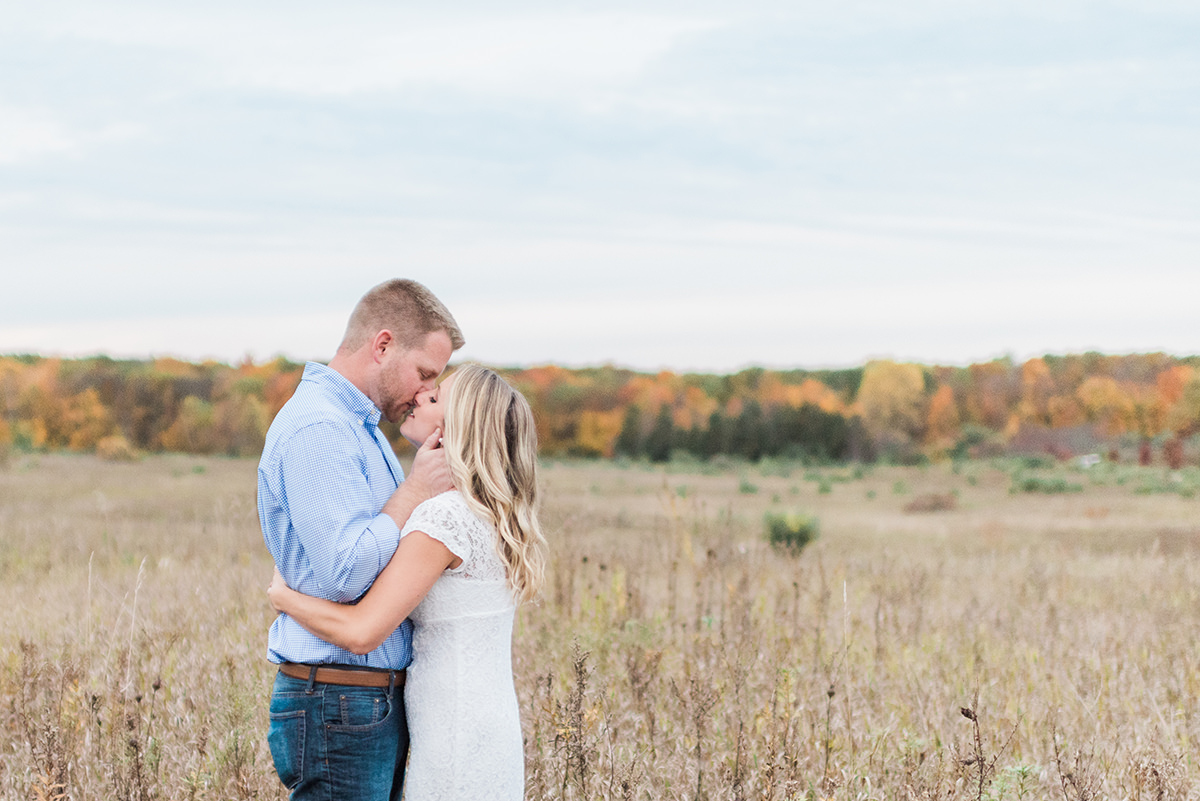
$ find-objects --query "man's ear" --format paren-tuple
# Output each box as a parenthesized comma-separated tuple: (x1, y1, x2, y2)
(371, 330, 394, 362)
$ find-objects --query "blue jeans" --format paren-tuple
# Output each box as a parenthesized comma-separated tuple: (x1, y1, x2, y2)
(268, 671, 408, 801)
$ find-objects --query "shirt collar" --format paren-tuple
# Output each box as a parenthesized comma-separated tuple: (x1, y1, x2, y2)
(302, 362, 383, 427)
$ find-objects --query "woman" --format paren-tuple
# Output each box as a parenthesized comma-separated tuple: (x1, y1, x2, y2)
(268, 364, 546, 800)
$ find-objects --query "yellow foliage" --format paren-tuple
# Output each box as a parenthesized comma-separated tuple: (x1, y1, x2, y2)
(1075, 376, 1136, 436)
(574, 409, 624, 457)
(159, 396, 217, 453)
(9, 417, 48, 450)
(857, 360, 927, 440)
(215, 394, 270, 456)
(65, 388, 116, 451)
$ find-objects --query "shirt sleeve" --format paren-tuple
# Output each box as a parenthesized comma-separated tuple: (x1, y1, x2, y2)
(278, 420, 401, 601)
(401, 494, 472, 573)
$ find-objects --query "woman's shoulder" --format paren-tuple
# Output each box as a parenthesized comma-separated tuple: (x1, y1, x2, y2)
(420, 489, 469, 514)
(403, 491, 498, 573)
(406, 490, 477, 531)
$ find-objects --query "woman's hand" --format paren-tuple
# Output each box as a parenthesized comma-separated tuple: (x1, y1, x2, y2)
(408, 427, 454, 499)
(267, 566, 290, 613)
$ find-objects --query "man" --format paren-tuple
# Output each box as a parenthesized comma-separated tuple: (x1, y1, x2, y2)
(259, 279, 464, 800)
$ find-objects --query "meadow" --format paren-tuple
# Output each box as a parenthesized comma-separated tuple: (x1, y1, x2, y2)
(2, 452, 1199, 800)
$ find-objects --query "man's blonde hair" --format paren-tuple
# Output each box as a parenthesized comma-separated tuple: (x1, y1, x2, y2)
(443, 364, 546, 604)
(340, 279, 465, 353)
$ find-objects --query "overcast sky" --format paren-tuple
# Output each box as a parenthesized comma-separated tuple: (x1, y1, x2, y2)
(2, 0, 1197, 372)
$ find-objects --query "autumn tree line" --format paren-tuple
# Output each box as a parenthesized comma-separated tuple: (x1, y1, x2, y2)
(1, 352, 1199, 465)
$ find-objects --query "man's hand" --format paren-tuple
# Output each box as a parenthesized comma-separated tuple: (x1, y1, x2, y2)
(382, 428, 452, 527)
(267, 566, 289, 612)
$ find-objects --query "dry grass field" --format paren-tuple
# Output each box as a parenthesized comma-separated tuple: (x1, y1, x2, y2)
(2, 453, 1200, 800)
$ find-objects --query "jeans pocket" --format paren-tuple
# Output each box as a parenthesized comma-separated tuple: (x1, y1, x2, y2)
(330, 690, 389, 730)
(268, 710, 306, 789)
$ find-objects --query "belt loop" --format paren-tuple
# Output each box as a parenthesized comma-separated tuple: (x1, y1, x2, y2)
(388, 670, 396, 695)
(306, 665, 318, 694)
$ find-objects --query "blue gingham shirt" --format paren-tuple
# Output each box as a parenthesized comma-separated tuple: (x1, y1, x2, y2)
(258, 362, 413, 668)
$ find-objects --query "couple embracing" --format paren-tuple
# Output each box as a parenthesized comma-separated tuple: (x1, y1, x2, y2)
(258, 279, 545, 800)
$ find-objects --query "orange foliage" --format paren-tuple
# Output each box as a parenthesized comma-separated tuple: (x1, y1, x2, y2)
(1046, 395, 1086, 428)
(1018, 358, 1055, 424)
(784, 379, 845, 414)
(964, 361, 1017, 429)
(265, 370, 305, 416)
(1158, 365, 1194, 408)
(0, 352, 1197, 459)
(151, 357, 196, 377)
(675, 386, 717, 431)
(619, 373, 678, 411)
(924, 385, 960, 447)
(1166, 371, 1200, 435)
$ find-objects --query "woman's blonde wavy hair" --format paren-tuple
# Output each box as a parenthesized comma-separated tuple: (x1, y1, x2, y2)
(442, 364, 546, 603)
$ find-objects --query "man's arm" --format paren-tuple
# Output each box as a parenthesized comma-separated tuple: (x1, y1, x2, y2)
(275, 421, 403, 601)
(274, 423, 453, 602)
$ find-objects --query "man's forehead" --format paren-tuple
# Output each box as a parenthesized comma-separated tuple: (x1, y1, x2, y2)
(409, 330, 453, 371)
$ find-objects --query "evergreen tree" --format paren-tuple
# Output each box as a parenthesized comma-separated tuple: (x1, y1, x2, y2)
(700, 410, 728, 459)
(614, 404, 643, 457)
(730, 399, 766, 461)
(645, 404, 675, 463)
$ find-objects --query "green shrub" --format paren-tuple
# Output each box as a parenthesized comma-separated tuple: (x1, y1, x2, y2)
(739, 477, 759, 494)
(764, 512, 819, 554)
(1133, 471, 1199, 497)
(1010, 474, 1082, 494)
(1017, 455, 1057, 470)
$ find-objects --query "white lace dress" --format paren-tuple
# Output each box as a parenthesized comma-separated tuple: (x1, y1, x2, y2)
(399, 490, 523, 801)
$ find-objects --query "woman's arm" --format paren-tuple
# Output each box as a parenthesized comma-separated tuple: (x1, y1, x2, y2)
(268, 530, 458, 655)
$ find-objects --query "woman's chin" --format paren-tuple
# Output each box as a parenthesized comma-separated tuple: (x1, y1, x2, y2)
(399, 424, 426, 449)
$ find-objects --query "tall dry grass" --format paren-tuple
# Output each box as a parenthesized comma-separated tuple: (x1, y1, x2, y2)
(2, 453, 1199, 799)
(0, 454, 278, 800)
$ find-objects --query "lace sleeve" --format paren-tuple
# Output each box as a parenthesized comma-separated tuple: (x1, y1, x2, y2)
(401, 492, 472, 573)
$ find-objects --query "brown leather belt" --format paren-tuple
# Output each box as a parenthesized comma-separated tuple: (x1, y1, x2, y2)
(279, 662, 405, 689)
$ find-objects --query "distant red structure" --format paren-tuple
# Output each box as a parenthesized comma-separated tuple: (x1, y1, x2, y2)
(1164, 437, 1185, 470)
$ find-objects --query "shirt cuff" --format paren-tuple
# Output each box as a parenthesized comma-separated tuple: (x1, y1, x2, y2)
(345, 511, 402, 593)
